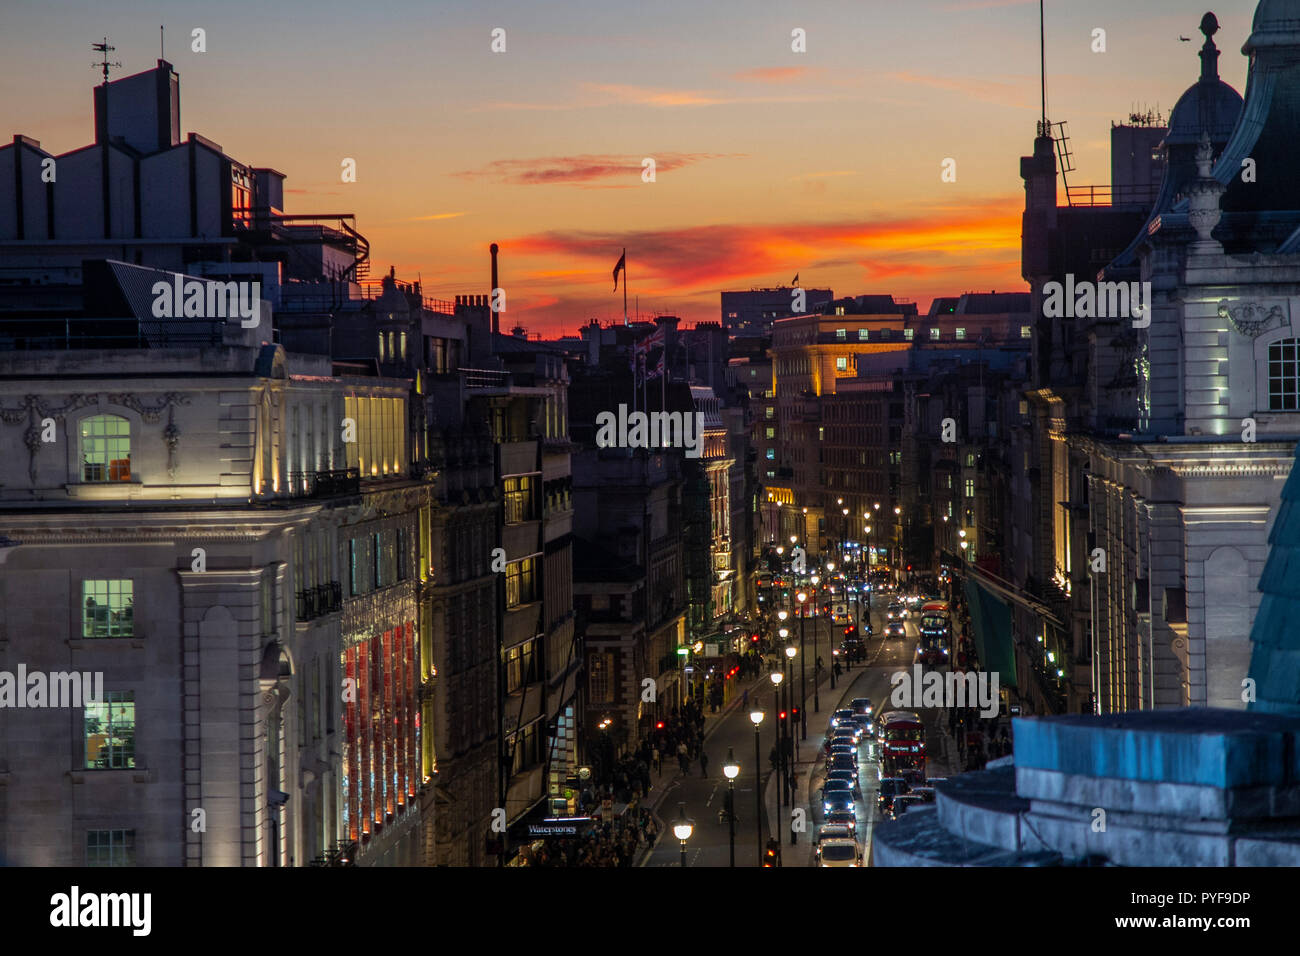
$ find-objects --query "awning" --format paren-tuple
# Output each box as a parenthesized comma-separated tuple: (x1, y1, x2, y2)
(964, 577, 1018, 689)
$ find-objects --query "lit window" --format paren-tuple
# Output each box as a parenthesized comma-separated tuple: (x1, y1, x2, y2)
(1269, 339, 1300, 411)
(399, 331, 407, 361)
(85, 691, 135, 769)
(858, 329, 869, 341)
(966, 453, 975, 466)
(955, 328, 966, 340)
(904, 329, 915, 341)
(1021, 325, 1032, 339)
(930, 328, 940, 341)
(506, 557, 539, 607)
(766, 448, 776, 460)
(966, 478, 975, 498)
(836, 329, 847, 340)
(86, 829, 135, 867)
(765, 427, 775, 439)
(765, 407, 774, 420)
(836, 357, 848, 371)
(378, 333, 386, 361)
(835, 307, 845, 316)
(504, 475, 536, 524)
(80, 415, 131, 482)
(82, 580, 133, 638)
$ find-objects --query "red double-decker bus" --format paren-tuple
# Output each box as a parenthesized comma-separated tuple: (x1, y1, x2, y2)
(877, 711, 926, 777)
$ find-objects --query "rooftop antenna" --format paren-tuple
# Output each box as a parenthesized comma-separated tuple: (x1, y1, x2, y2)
(1039, 0, 1047, 134)
(160, 25, 165, 59)
(92, 37, 121, 85)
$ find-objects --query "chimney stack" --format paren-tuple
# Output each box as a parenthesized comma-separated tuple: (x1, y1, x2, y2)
(490, 243, 500, 341)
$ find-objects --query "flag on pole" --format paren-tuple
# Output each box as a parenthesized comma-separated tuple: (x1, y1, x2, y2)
(613, 250, 626, 291)
(792, 273, 800, 286)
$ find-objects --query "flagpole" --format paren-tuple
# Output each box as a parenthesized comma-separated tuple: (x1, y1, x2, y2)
(623, 247, 628, 326)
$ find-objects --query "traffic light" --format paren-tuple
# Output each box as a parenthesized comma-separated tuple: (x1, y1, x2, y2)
(791, 706, 800, 720)
(655, 721, 665, 730)
(779, 711, 787, 721)
(764, 840, 780, 867)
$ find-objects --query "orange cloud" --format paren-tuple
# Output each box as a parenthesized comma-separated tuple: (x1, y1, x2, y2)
(453, 152, 740, 186)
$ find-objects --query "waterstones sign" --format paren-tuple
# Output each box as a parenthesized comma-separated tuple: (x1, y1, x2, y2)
(1042, 275, 1152, 328)
(595, 404, 705, 459)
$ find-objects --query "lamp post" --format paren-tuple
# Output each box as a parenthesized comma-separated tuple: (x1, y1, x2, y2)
(841, 506, 850, 568)
(750, 706, 764, 865)
(794, 593, 807, 740)
(863, 522, 873, 615)
(673, 803, 694, 868)
(784, 644, 798, 774)
(723, 749, 740, 868)
(769, 672, 783, 814)
(809, 574, 821, 717)
(831, 648, 838, 688)
(777, 609, 788, 653)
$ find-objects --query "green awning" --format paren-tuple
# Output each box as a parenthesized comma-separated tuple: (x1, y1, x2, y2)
(964, 577, 1018, 689)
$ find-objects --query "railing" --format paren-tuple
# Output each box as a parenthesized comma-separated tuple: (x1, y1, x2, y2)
(1065, 183, 1159, 208)
(287, 468, 361, 498)
(0, 316, 224, 351)
(296, 581, 343, 622)
(459, 367, 510, 389)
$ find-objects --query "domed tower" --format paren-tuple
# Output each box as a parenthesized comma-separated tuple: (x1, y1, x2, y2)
(1214, 0, 1300, 218)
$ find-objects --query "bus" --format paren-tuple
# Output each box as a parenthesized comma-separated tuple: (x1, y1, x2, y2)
(916, 601, 951, 666)
(877, 711, 927, 777)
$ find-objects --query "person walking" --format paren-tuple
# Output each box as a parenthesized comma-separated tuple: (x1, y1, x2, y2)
(699, 749, 709, 777)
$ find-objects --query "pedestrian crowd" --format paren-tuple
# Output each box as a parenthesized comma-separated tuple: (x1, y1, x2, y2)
(523, 807, 660, 868)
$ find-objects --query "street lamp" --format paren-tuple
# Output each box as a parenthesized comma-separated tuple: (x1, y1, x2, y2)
(723, 749, 740, 868)
(750, 706, 764, 865)
(784, 644, 800, 767)
(794, 593, 807, 741)
(673, 803, 694, 868)
(769, 672, 784, 814)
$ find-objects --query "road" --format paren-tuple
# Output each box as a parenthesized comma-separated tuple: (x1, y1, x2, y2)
(642, 588, 958, 867)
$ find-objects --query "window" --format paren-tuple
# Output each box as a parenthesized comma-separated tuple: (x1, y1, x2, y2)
(505, 557, 539, 608)
(765, 407, 774, 420)
(506, 639, 540, 694)
(930, 328, 941, 341)
(1021, 326, 1032, 339)
(378, 333, 386, 361)
(835, 307, 846, 316)
(765, 427, 775, 440)
(836, 357, 848, 372)
(349, 539, 360, 596)
(85, 691, 135, 769)
(766, 448, 775, 460)
(966, 453, 976, 466)
(766, 470, 776, 479)
(86, 829, 135, 866)
(399, 331, 407, 362)
(836, 329, 847, 340)
(858, 329, 869, 341)
(1269, 339, 1300, 410)
(955, 328, 966, 340)
(818, 427, 824, 441)
(504, 475, 536, 524)
(904, 329, 915, 341)
(80, 415, 131, 482)
(83, 580, 133, 638)
(397, 527, 410, 581)
(965, 478, 975, 498)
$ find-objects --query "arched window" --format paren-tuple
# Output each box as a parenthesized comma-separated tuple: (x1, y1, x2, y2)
(1268, 338, 1300, 410)
(80, 415, 131, 482)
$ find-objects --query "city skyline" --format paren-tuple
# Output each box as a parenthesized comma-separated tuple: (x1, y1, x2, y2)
(1, 0, 1257, 335)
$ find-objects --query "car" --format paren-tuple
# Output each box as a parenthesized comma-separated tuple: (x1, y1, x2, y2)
(885, 621, 906, 639)
(821, 779, 853, 806)
(877, 776, 909, 815)
(828, 753, 858, 781)
(829, 708, 856, 731)
(823, 790, 856, 819)
(887, 602, 907, 620)
(910, 786, 937, 804)
(833, 722, 862, 743)
(817, 838, 863, 867)
(850, 697, 874, 717)
(828, 746, 859, 767)
(844, 714, 872, 737)
(839, 637, 866, 663)
(825, 809, 857, 830)
(817, 824, 855, 846)
(824, 769, 860, 796)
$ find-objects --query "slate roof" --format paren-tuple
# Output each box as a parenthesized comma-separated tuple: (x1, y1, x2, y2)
(1248, 448, 1300, 717)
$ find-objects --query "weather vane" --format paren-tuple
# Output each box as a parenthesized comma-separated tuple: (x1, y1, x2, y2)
(91, 37, 121, 85)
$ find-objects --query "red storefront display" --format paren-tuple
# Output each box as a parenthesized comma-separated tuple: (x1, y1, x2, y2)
(342, 620, 419, 844)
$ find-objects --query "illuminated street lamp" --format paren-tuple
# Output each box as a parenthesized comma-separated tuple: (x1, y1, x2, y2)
(770, 672, 785, 810)
(723, 749, 740, 867)
(673, 803, 694, 868)
(750, 707, 764, 863)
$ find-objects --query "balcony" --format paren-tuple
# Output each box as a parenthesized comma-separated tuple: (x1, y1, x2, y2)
(288, 468, 361, 498)
(296, 582, 343, 621)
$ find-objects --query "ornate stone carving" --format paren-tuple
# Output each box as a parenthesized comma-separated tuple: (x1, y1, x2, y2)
(1217, 299, 1284, 338)
(1187, 133, 1226, 250)
(106, 392, 190, 424)
(0, 394, 100, 485)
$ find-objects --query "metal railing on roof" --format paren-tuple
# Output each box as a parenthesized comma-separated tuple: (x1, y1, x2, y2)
(1065, 183, 1159, 208)
(0, 316, 224, 350)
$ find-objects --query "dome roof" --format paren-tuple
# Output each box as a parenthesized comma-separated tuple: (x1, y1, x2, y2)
(1245, 0, 1300, 54)
(1164, 78, 1243, 145)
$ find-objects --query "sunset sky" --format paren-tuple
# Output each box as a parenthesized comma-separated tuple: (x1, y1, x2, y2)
(1, 0, 1258, 336)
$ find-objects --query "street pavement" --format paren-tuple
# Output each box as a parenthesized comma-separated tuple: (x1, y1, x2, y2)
(638, 588, 965, 868)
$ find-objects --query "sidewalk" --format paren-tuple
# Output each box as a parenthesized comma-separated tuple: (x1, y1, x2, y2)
(635, 670, 774, 865)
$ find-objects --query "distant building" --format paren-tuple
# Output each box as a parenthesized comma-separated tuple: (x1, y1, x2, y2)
(721, 287, 833, 333)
